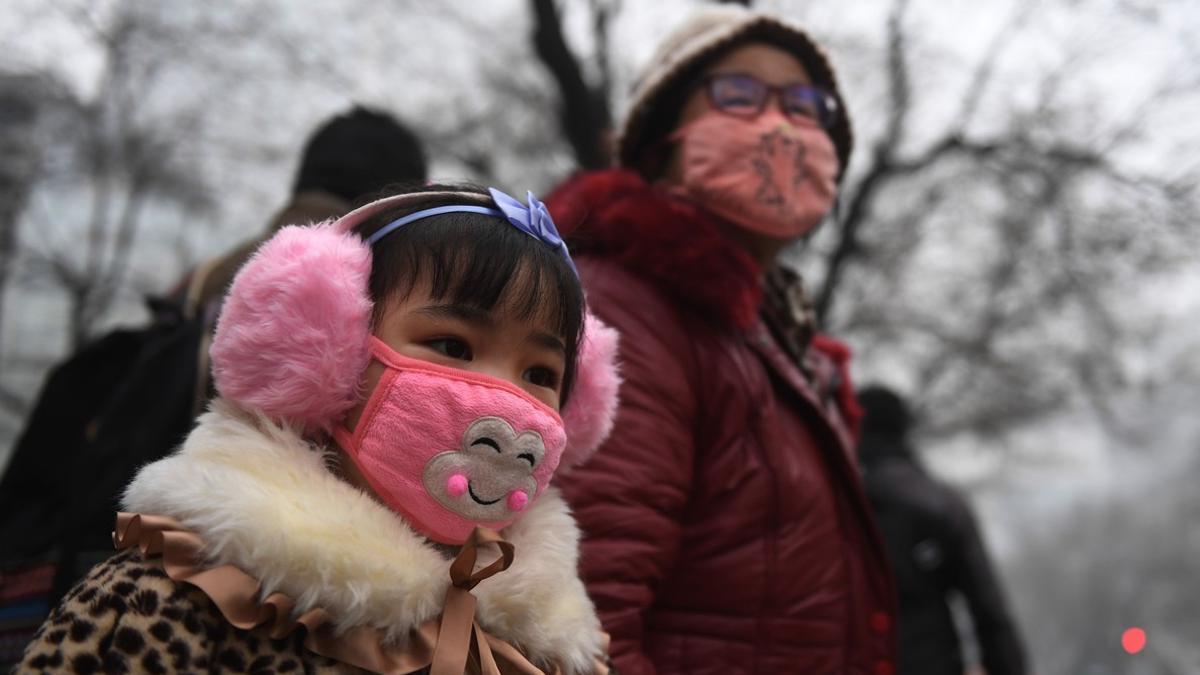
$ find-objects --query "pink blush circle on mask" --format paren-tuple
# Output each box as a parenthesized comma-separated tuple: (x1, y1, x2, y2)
(446, 474, 468, 497)
(507, 490, 529, 512)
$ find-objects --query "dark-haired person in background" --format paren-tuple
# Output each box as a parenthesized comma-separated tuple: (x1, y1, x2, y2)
(182, 105, 429, 318)
(858, 385, 1029, 675)
(0, 106, 427, 668)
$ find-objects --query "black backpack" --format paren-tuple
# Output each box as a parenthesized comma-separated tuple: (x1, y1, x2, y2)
(0, 297, 206, 666)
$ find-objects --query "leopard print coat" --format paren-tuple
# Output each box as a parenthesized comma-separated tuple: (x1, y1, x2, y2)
(17, 401, 608, 674)
(18, 548, 354, 674)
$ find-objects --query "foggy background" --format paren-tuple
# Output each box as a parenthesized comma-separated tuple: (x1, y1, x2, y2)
(1, 1, 1197, 672)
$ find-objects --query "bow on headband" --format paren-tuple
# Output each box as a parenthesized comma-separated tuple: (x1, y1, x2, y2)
(487, 188, 577, 277)
(366, 188, 577, 277)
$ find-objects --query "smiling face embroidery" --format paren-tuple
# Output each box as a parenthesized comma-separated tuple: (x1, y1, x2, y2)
(423, 416, 545, 520)
(332, 338, 567, 544)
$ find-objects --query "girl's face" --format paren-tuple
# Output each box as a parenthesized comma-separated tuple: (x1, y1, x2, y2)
(342, 277, 568, 434)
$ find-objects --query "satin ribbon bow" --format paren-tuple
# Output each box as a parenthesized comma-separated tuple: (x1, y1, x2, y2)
(431, 527, 516, 675)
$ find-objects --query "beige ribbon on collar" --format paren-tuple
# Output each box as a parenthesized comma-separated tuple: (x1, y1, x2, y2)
(113, 514, 554, 674)
(432, 527, 515, 675)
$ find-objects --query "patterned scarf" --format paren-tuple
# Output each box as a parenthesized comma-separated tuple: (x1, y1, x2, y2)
(761, 264, 817, 377)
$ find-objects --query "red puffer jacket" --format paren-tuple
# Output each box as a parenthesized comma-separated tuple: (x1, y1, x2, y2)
(548, 170, 897, 675)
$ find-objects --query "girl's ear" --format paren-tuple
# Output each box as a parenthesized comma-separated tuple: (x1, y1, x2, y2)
(558, 311, 622, 472)
(210, 222, 373, 430)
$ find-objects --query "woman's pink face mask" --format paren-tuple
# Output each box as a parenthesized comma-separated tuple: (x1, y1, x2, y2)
(669, 109, 839, 239)
(333, 337, 567, 544)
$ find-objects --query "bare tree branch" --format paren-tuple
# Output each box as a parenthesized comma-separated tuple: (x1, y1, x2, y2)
(0, 75, 45, 357)
(530, 0, 611, 169)
(815, 0, 913, 321)
(954, 0, 1036, 132)
(882, 0, 913, 147)
(589, 0, 619, 107)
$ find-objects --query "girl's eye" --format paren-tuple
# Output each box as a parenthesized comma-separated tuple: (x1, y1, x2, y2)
(523, 366, 559, 389)
(425, 338, 472, 361)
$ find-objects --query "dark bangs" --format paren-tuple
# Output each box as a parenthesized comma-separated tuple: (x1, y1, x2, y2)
(354, 185, 586, 403)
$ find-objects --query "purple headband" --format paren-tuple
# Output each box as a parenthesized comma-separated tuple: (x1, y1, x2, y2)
(365, 188, 577, 277)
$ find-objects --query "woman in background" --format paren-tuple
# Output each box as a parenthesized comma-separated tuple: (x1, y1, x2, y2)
(547, 6, 897, 674)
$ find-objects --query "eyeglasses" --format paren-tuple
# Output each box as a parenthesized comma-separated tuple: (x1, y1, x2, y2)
(703, 72, 840, 129)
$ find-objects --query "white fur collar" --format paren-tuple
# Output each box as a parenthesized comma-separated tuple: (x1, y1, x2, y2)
(123, 400, 602, 673)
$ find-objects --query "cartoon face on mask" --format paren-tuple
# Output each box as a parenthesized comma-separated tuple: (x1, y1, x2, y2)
(333, 337, 567, 544)
(424, 416, 546, 518)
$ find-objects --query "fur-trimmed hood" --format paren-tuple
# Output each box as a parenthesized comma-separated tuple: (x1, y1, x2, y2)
(546, 169, 763, 330)
(122, 399, 604, 673)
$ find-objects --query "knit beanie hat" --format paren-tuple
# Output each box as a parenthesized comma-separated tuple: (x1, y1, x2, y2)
(617, 6, 853, 179)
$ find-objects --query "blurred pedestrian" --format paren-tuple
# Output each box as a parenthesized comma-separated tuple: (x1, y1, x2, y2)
(176, 105, 429, 413)
(180, 105, 429, 324)
(858, 385, 1029, 675)
(0, 106, 428, 669)
(545, 7, 895, 674)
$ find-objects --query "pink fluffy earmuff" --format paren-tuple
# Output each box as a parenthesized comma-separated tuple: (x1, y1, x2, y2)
(209, 192, 620, 469)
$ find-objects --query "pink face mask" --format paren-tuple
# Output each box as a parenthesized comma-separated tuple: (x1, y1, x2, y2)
(332, 337, 567, 544)
(670, 109, 839, 238)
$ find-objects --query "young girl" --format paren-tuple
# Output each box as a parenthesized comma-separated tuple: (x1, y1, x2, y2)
(18, 185, 620, 674)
